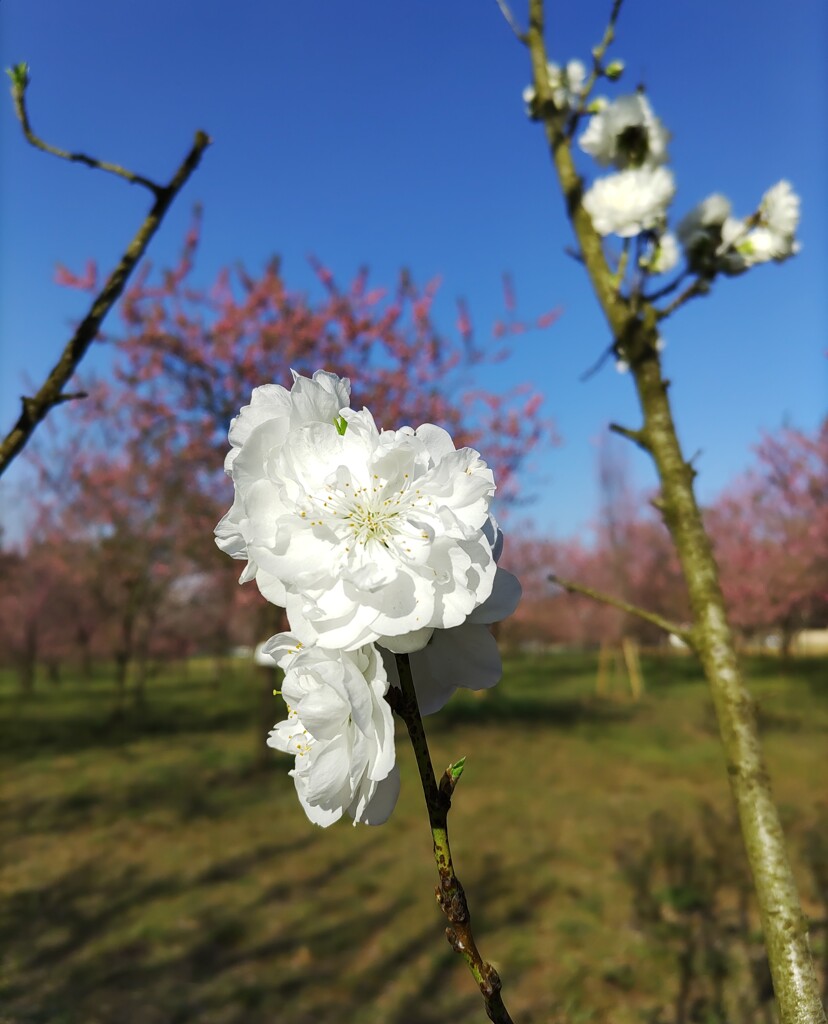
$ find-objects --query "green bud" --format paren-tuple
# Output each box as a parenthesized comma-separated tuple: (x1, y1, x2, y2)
(6, 62, 30, 91)
(587, 96, 608, 114)
(449, 756, 466, 782)
(334, 415, 348, 436)
(605, 59, 625, 80)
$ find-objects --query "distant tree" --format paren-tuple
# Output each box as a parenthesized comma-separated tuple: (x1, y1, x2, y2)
(23, 219, 555, 693)
(709, 418, 828, 651)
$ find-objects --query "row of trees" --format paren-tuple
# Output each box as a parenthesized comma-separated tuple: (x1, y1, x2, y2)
(1, 225, 823, 695)
(0, 222, 557, 696)
(3, 397, 824, 693)
(501, 422, 828, 653)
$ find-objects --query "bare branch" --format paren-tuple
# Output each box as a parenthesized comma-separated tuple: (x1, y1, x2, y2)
(579, 343, 615, 382)
(643, 268, 690, 303)
(609, 420, 651, 452)
(7, 63, 163, 196)
(493, 0, 528, 43)
(0, 77, 211, 477)
(656, 276, 710, 320)
(567, 0, 626, 131)
(549, 573, 693, 642)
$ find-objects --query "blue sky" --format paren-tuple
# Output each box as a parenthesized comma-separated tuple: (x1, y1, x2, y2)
(1, 0, 825, 542)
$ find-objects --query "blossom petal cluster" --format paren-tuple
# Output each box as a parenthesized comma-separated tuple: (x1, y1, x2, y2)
(579, 92, 675, 239)
(265, 636, 399, 826)
(523, 59, 587, 114)
(540, 54, 804, 282)
(216, 370, 520, 827)
(579, 93, 669, 170)
(678, 182, 801, 276)
(583, 166, 675, 238)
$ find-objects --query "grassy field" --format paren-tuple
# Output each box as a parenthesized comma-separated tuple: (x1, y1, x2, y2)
(1, 652, 826, 1024)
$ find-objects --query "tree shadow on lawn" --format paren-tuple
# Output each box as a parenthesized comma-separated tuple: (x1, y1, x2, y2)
(0, 696, 259, 765)
(0, 840, 551, 1024)
(428, 690, 638, 733)
(4, 759, 293, 839)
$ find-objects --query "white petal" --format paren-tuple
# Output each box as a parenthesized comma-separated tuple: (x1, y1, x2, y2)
(351, 765, 400, 826)
(467, 568, 521, 624)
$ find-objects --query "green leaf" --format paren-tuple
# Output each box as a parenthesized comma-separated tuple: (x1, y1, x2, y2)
(334, 415, 348, 436)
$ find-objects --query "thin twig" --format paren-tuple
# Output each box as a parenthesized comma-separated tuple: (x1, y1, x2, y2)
(8, 64, 162, 196)
(579, 343, 615, 382)
(548, 573, 692, 642)
(609, 421, 651, 452)
(564, 245, 585, 265)
(656, 276, 709, 320)
(391, 654, 515, 1024)
(567, 0, 626, 134)
(0, 69, 210, 477)
(493, 0, 528, 43)
(644, 268, 690, 303)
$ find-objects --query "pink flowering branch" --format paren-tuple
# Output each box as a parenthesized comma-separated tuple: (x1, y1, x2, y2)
(0, 63, 210, 478)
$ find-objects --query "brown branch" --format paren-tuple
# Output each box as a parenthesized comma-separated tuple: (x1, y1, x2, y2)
(493, 0, 528, 43)
(656, 276, 710, 320)
(643, 268, 690, 303)
(7, 64, 162, 195)
(391, 654, 515, 1024)
(549, 573, 692, 643)
(527, 3, 826, 1018)
(0, 68, 211, 478)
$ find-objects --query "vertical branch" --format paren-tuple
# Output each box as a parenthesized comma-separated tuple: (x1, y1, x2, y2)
(391, 654, 515, 1024)
(521, 3, 826, 1021)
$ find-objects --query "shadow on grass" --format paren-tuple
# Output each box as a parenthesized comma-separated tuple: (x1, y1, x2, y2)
(428, 691, 639, 733)
(0, 833, 548, 1024)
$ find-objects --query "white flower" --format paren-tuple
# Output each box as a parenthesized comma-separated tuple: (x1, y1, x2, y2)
(220, 380, 497, 651)
(738, 226, 801, 266)
(264, 636, 399, 826)
(215, 370, 351, 573)
(740, 181, 801, 263)
(677, 195, 744, 274)
(640, 232, 680, 275)
(524, 59, 587, 114)
(579, 93, 669, 169)
(760, 180, 800, 239)
(677, 193, 731, 249)
(583, 166, 675, 237)
(380, 519, 521, 715)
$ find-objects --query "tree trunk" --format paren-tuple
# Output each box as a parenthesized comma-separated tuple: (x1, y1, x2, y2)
(18, 617, 37, 694)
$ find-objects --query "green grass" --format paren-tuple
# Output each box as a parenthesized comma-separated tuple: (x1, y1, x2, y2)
(1, 652, 826, 1023)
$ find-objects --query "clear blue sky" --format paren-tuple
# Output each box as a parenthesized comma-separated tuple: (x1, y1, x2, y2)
(1, 0, 825, 542)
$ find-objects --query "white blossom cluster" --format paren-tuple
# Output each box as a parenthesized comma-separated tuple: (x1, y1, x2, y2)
(522, 59, 587, 114)
(522, 62, 801, 281)
(216, 370, 521, 827)
(677, 182, 801, 276)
